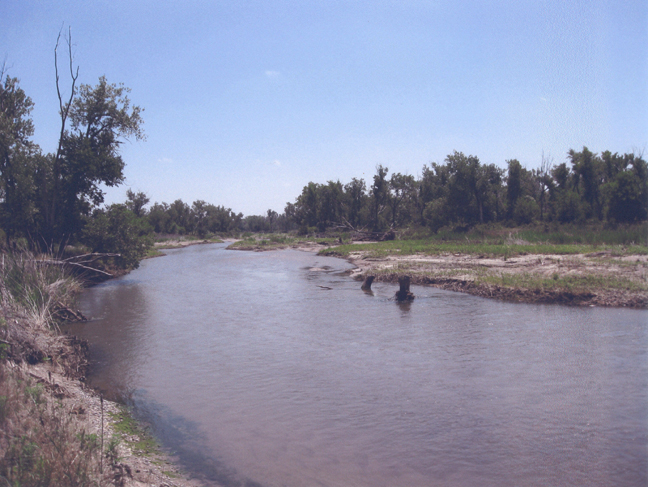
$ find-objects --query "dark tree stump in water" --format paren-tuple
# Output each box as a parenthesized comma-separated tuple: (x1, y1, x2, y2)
(361, 275, 375, 291)
(395, 275, 415, 301)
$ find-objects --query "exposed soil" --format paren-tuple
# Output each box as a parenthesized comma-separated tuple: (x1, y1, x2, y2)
(228, 238, 647, 308)
(344, 250, 648, 308)
(18, 360, 207, 487)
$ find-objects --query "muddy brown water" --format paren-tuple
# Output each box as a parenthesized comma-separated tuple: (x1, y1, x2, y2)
(66, 243, 648, 487)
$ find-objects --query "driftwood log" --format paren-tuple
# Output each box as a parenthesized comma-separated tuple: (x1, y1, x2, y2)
(395, 276, 415, 302)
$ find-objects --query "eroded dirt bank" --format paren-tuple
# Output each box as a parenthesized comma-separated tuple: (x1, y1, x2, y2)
(10, 358, 207, 487)
(344, 250, 648, 308)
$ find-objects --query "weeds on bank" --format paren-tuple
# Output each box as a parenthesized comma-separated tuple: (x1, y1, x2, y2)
(0, 253, 84, 366)
(0, 366, 104, 486)
(0, 252, 118, 486)
(475, 272, 648, 293)
(230, 233, 301, 249)
(108, 407, 160, 457)
(153, 235, 223, 250)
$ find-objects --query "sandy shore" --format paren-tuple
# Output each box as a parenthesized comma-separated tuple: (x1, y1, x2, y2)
(342, 249, 648, 308)
(227, 238, 647, 307)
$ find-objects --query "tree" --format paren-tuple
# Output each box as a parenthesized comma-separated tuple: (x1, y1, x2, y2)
(82, 204, 152, 269)
(388, 173, 416, 227)
(40, 29, 145, 250)
(370, 165, 389, 230)
(506, 159, 522, 220)
(343, 178, 367, 229)
(606, 154, 648, 223)
(535, 152, 554, 221)
(125, 189, 150, 217)
(569, 147, 603, 219)
(0, 70, 38, 243)
(445, 152, 482, 225)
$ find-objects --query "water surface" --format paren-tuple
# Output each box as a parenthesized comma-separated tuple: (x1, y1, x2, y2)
(68, 243, 648, 487)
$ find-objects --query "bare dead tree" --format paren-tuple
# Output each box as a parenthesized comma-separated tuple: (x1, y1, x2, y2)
(47, 26, 79, 251)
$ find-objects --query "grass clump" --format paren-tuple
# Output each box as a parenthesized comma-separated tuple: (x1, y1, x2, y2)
(476, 272, 648, 293)
(108, 407, 160, 457)
(0, 252, 111, 486)
(0, 366, 103, 486)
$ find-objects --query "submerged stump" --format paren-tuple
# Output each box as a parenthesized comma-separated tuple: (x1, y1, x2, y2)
(395, 275, 415, 302)
(361, 275, 375, 291)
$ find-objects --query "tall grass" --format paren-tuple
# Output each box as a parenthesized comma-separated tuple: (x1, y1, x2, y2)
(0, 367, 103, 486)
(0, 252, 113, 486)
(0, 253, 82, 328)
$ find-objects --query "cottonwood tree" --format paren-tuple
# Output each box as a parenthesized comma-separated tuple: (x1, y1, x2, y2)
(40, 29, 145, 250)
(0, 68, 38, 243)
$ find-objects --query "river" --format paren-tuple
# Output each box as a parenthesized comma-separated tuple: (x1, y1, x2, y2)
(66, 243, 648, 487)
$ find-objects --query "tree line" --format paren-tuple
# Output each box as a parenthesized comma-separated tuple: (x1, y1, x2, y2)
(284, 148, 647, 234)
(1, 39, 646, 269)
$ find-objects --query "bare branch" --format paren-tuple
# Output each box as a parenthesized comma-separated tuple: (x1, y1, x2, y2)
(62, 252, 121, 263)
(37, 259, 114, 277)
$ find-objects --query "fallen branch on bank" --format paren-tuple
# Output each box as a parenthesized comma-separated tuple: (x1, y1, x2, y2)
(37, 253, 121, 277)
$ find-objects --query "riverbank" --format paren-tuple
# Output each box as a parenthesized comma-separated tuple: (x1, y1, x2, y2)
(0, 254, 208, 487)
(226, 232, 647, 308)
(335, 248, 648, 308)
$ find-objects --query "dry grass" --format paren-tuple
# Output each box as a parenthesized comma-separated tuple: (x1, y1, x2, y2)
(0, 253, 84, 368)
(0, 365, 104, 486)
(0, 252, 119, 486)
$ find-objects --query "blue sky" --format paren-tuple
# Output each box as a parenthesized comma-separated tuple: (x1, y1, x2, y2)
(2, 0, 646, 215)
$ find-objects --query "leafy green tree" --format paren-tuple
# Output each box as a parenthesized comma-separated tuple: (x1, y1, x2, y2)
(343, 178, 368, 228)
(506, 159, 522, 220)
(41, 74, 145, 248)
(569, 147, 603, 219)
(606, 155, 648, 223)
(388, 173, 416, 228)
(534, 152, 554, 222)
(166, 199, 192, 234)
(294, 182, 321, 232)
(241, 214, 270, 232)
(370, 165, 389, 230)
(125, 189, 150, 217)
(147, 202, 171, 233)
(419, 163, 449, 227)
(82, 204, 152, 269)
(0, 72, 39, 243)
(444, 151, 484, 225)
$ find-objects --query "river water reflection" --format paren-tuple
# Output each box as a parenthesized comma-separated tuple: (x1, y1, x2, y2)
(67, 243, 648, 487)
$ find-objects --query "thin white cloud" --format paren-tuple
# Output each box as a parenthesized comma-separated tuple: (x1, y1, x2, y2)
(273, 159, 281, 167)
(265, 70, 280, 79)
(158, 157, 173, 164)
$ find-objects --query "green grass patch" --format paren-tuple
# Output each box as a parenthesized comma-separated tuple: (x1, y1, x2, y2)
(108, 407, 160, 456)
(145, 248, 165, 258)
(162, 470, 182, 478)
(322, 239, 648, 259)
(475, 272, 648, 293)
(229, 233, 304, 249)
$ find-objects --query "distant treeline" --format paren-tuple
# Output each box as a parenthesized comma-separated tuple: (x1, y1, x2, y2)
(283, 148, 648, 233)
(137, 147, 647, 237)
